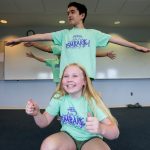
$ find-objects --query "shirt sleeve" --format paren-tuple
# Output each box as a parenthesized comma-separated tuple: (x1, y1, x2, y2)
(44, 59, 52, 67)
(93, 30, 111, 47)
(51, 45, 62, 55)
(92, 99, 108, 121)
(45, 95, 62, 116)
(51, 29, 66, 45)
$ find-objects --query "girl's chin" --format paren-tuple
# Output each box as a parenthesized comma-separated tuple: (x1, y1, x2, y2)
(66, 90, 76, 94)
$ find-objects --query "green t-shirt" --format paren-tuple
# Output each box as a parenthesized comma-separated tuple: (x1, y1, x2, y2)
(40, 41, 61, 56)
(44, 43, 61, 83)
(51, 44, 61, 55)
(45, 57, 60, 83)
(52, 28, 111, 78)
(46, 95, 107, 141)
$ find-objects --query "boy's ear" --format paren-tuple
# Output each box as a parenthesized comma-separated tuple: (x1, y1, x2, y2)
(81, 13, 85, 19)
(82, 13, 85, 17)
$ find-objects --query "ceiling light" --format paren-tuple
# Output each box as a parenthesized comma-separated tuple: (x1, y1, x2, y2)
(114, 21, 120, 25)
(0, 20, 7, 24)
(59, 20, 65, 24)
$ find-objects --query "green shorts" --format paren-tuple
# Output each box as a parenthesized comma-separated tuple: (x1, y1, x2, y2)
(62, 131, 102, 150)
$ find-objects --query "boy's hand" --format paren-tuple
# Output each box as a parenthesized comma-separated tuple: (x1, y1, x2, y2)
(5, 39, 21, 46)
(135, 45, 150, 53)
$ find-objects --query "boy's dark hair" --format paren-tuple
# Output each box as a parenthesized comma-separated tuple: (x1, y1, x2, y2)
(68, 2, 87, 23)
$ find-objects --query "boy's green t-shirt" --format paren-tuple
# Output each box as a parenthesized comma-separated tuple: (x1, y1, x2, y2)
(52, 28, 111, 78)
(46, 95, 107, 141)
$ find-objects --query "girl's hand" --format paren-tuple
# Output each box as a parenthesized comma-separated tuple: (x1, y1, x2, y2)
(25, 99, 40, 116)
(107, 51, 116, 59)
(86, 113, 100, 134)
(24, 42, 34, 47)
(26, 51, 34, 58)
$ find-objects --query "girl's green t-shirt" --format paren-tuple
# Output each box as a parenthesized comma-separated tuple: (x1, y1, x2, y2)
(46, 95, 107, 141)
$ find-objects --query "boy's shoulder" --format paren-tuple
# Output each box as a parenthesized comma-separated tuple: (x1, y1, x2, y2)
(56, 28, 102, 33)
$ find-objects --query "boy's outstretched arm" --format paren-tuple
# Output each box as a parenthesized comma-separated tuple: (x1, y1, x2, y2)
(109, 36, 150, 53)
(24, 42, 52, 53)
(96, 50, 116, 60)
(5, 33, 52, 47)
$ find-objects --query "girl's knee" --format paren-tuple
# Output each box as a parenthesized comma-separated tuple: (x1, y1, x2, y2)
(40, 132, 76, 150)
(40, 138, 49, 150)
(81, 138, 111, 150)
(40, 136, 57, 150)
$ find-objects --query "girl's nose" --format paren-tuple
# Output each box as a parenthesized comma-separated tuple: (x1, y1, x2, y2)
(67, 76, 73, 81)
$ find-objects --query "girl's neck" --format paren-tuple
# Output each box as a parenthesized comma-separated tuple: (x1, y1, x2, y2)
(69, 92, 82, 99)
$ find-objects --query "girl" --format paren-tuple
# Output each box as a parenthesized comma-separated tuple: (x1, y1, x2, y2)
(26, 63, 119, 150)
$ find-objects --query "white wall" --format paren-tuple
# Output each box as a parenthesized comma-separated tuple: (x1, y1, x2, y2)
(0, 79, 150, 109)
(0, 26, 150, 109)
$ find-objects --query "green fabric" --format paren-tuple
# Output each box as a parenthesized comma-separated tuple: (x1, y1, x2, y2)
(45, 57, 60, 83)
(76, 140, 86, 150)
(46, 95, 107, 141)
(51, 44, 61, 55)
(63, 131, 101, 150)
(52, 28, 111, 78)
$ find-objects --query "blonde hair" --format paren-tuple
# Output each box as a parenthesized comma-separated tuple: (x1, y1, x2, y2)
(53, 63, 117, 125)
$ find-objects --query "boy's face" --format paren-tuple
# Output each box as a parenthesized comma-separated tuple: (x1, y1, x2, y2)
(67, 6, 84, 26)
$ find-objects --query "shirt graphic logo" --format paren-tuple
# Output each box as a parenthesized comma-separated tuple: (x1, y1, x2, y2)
(60, 107, 85, 128)
(66, 35, 90, 49)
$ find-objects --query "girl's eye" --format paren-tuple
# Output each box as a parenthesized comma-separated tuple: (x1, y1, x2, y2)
(73, 74, 78, 77)
(63, 75, 69, 78)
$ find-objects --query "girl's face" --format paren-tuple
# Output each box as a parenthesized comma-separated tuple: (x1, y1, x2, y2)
(62, 65, 86, 98)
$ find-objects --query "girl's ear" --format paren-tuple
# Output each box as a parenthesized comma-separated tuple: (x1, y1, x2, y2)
(83, 78, 86, 86)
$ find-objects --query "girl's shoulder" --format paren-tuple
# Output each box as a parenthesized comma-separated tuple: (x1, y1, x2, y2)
(52, 92, 68, 101)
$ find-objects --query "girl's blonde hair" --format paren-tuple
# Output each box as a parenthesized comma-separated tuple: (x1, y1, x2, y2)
(53, 63, 117, 124)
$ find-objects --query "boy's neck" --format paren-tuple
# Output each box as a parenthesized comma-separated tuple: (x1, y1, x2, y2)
(74, 22, 85, 29)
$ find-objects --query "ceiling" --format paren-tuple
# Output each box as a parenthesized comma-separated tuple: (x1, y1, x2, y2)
(0, 0, 150, 28)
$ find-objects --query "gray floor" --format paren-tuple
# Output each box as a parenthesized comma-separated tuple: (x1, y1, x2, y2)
(0, 107, 150, 150)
